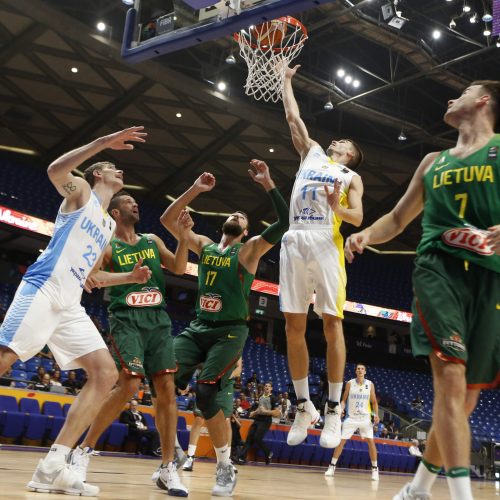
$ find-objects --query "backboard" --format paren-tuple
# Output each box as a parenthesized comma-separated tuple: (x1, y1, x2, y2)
(121, 0, 334, 63)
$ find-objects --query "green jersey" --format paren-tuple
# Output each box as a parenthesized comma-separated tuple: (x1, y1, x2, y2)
(106, 234, 167, 311)
(417, 134, 500, 273)
(196, 242, 255, 322)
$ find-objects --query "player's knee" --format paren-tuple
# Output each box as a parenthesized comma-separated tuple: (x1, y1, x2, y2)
(196, 383, 219, 419)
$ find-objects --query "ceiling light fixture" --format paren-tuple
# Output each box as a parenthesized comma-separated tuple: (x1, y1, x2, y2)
(353, 79, 360, 88)
(216, 81, 227, 91)
(463, 2, 471, 13)
(225, 53, 236, 64)
(345, 75, 353, 84)
(469, 13, 477, 23)
(449, 19, 457, 28)
(432, 29, 441, 39)
(122, 0, 134, 5)
(176, 112, 182, 118)
(398, 130, 407, 141)
(269, 148, 274, 153)
(482, 12, 493, 22)
(497, 37, 500, 48)
(71, 67, 78, 73)
(96, 21, 106, 32)
(337, 68, 345, 78)
(324, 101, 334, 111)
(483, 27, 491, 36)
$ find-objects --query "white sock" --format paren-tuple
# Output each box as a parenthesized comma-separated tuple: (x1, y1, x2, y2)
(331, 457, 338, 466)
(371, 461, 378, 468)
(214, 445, 231, 465)
(328, 382, 342, 402)
(446, 475, 472, 500)
(45, 444, 71, 467)
(187, 444, 197, 457)
(411, 460, 439, 494)
(293, 377, 310, 400)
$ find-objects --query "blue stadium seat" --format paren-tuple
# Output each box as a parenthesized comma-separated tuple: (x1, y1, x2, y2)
(19, 398, 41, 414)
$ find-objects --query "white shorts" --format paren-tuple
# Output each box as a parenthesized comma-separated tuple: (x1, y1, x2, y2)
(279, 227, 346, 317)
(0, 281, 107, 370)
(341, 417, 374, 439)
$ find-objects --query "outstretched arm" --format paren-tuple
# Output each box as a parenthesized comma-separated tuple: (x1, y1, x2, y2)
(325, 175, 364, 227)
(160, 173, 214, 256)
(153, 209, 194, 275)
(238, 159, 289, 274)
(283, 65, 316, 158)
(344, 152, 439, 263)
(47, 126, 146, 206)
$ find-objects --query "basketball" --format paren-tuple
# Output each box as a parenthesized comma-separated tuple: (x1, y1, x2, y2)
(250, 20, 287, 47)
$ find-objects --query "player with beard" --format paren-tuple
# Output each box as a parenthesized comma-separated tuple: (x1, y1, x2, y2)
(70, 192, 193, 497)
(160, 159, 289, 497)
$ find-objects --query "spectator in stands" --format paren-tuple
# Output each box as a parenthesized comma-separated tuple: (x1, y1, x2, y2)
(31, 373, 51, 392)
(412, 394, 424, 409)
(239, 394, 251, 416)
(392, 429, 400, 440)
(409, 439, 423, 458)
(373, 424, 381, 438)
(50, 369, 63, 387)
(246, 372, 259, 387)
(0, 366, 14, 386)
(238, 382, 280, 465)
(233, 375, 242, 392)
(233, 398, 244, 416)
(120, 399, 161, 456)
(230, 404, 244, 463)
(62, 371, 82, 395)
(30, 366, 46, 384)
(141, 383, 153, 406)
(380, 428, 389, 439)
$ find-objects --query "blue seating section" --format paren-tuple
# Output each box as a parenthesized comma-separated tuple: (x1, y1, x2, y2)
(241, 339, 500, 442)
(0, 395, 157, 451)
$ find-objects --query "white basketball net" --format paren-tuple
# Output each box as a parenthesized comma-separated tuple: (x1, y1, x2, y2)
(235, 17, 307, 103)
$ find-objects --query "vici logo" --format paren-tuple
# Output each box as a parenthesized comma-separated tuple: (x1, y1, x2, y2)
(200, 293, 223, 312)
(126, 289, 162, 307)
(442, 228, 493, 256)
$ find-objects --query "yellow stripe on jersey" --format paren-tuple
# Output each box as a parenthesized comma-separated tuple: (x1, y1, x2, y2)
(332, 192, 348, 318)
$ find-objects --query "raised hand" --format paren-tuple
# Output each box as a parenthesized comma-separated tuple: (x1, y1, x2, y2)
(324, 180, 342, 211)
(130, 258, 152, 283)
(344, 231, 370, 263)
(248, 159, 274, 190)
(285, 64, 301, 79)
(194, 172, 216, 192)
(83, 274, 104, 293)
(177, 209, 194, 239)
(102, 126, 147, 151)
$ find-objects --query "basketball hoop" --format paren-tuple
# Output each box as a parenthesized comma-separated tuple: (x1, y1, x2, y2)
(234, 17, 308, 103)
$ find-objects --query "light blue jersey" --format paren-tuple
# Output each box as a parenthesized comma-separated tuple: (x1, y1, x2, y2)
(23, 191, 115, 307)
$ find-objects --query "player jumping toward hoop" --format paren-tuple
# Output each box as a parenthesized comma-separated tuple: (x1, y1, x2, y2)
(281, 64, 365, 448)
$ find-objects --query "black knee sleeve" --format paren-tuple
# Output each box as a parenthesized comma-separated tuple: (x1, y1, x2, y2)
(196, 382, 220, 419)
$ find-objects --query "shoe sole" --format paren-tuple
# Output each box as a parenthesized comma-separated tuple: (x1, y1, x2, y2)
(27, 481, 98, 497)
(182, 466, 193, 472)
(156, 477, 188, 497)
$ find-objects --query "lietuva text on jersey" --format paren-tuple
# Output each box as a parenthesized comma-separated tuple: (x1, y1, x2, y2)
(201, 254, 231, 268)
(116, 248, 156, 267)
(432, 164, 494, 189)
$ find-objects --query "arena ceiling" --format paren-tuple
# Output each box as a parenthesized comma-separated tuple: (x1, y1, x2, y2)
(0, 0, 499, 252)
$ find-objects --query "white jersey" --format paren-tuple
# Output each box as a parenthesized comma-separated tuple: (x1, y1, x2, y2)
(23, 191, 115, 307)
(346, 378, 372, 420)
(289, 144, 358, 228)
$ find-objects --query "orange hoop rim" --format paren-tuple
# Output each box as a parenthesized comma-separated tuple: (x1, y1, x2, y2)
(233, 16, 308, 52)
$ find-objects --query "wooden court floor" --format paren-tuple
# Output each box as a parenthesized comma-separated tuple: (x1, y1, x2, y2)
(0, 449, 496, 499)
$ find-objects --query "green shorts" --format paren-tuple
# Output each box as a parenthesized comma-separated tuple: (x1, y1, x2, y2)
(411, 252, 500, 388)
(174, 318, 247, 391)
(108, 307, 176, 378)
(193, 378, 235, 418)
